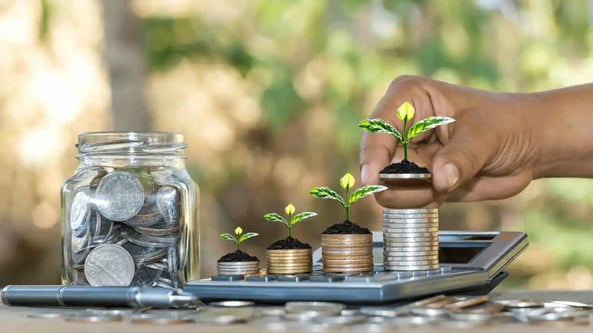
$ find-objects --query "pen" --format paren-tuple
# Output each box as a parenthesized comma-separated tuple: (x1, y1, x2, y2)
(1, 285, 198, 308)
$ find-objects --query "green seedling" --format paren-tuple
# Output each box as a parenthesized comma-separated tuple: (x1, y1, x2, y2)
(358, 101, 455, 161)
(219, 226, 259, 251)
(310, 173, 387, 220)
(264, 204, 317, 238)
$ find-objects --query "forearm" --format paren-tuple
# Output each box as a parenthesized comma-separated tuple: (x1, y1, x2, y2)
(528, 83, 593, 178)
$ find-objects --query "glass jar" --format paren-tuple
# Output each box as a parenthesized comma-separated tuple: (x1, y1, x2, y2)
(60, 132, 199, 288)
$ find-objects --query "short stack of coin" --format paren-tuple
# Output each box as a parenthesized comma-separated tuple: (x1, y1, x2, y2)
(217, 261, 260, 276)
(321, 234, 373, 273)
(383, 208, 439, 271)
(266, 249, 312, 274)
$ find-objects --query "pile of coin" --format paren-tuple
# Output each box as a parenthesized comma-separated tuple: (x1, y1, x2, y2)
(321, 234, 373, 273)
(266, 249, 312, 274)
(66, 169, 187, 288)
(217, 261, 260, 276)
(383, 208, 439, 271)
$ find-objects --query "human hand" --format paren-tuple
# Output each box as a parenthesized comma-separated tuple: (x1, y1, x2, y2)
(360, 75, 538, 208)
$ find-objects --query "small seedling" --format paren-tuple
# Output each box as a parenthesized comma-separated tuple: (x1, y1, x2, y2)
(310, 173, 387, 220)
(264, 204, 317, 238)
(219, 227, 259, 251)
(358, 101, 455, 161)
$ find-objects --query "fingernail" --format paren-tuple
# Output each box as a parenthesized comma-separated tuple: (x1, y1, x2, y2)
(361, 164, 370, 184)
(443, 163, 459, 189)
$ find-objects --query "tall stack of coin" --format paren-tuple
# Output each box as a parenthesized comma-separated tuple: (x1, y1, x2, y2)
(321, 234, 373, 273)
(217, 261, 260, 276)
(266, 249, 312, 274)
(383, 208, 439, 271)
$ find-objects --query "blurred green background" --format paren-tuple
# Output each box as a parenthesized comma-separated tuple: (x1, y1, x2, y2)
(1, 0, 593, 289)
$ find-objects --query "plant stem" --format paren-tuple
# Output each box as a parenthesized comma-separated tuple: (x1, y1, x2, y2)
(346, 205, 350, 221)
(288, 225, 292, 238)
(403, 118, 408, 161)
(345, 187, 350, 221)
(236, 241, 240, 251)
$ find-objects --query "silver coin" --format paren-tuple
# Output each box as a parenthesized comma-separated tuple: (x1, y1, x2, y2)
(383, 227, 439, 232)
(383, 233, 438, 238)
(134, 222, 180, 236)
(84, 244, 135, 286)
(380, 173, 432, 180)
(384, 208, 438, 214)
(63, 312, 123, 323)
(359, 306, 409, 317)
(133, 267, 162, 286)
(95, 171, 145, 221)
(129, 312, 194, 324)
(285, 301, 344, 316)
(124, 204, 163, 227)
(27, 312, 63, 319)
(258, 307, 286, 317)
(195, 308, 254, 324)
(124, 243, 168, 264)
(70, 188, 93, 237)
(313, 314, 367, 325)
(494, 299, 544, 309)
(209, 300, 255, 308)
(156, 186, 180, 225)
(383, 220, 439, 225)
(383, 246, 439, 252)
(127, 230, 179, 248)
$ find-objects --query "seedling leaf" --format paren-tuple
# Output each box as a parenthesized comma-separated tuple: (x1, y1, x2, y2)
(264, 213, 288, 225)
(348, 185, 388, 204)
(291, 211, 318, 225)
(219, 233, 237, 242)
(340, 173, 355, 191)
(407, 116, 455, 140)
(285, 203, 296, 216)
(309, 187, 346, 208)
(396, 101, 415, 121)
(358, 119, 403, 142)
(239, 232, 259, 243)
(234, 227, 243, 236)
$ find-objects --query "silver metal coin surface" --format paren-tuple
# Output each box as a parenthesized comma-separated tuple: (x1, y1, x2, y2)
(156, 186, 180, 225)
(84, 244, 135, 286)
(95, 171, 145, 222)
(380, 172, 432, 180)
(70, 188, 93, 237)
(285, 301, 344, 317)
(63, 312, 123, 323)
(209, 300, 255, 308)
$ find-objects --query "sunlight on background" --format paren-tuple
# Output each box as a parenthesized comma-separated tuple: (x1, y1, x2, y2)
(1, 0, 593, 288)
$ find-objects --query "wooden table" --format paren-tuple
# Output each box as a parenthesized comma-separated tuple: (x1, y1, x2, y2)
(2, 290, 593, 332)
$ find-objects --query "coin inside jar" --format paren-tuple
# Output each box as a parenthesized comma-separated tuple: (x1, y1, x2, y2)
(156, 186, 180, 225)
(84, 244, 135, 286)
(95, 171, 145, 222)
(70, 188, 93, 237)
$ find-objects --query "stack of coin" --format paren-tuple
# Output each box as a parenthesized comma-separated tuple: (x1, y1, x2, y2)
(321, 234, 373, 273)
(217, 261, 260, 276)
(383, 208, 439, 271)
(266, 249, 312, 275)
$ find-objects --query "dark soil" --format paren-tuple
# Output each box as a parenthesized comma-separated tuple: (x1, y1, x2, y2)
(266, 237, 311, 250)
(322, 220, 371, 234)
(380, 159, 430, 174)
(217, 250, 259, 263)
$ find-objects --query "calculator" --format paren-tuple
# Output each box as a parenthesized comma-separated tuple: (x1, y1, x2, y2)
(185, 231, 528, 304)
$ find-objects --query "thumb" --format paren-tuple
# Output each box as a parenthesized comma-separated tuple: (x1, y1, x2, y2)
(432, 135, 490, 193)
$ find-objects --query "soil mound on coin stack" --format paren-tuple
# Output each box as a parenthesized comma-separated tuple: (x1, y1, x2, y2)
(322, 220, 371, 234)
(266, 237, 311, 250)
(380, 160, 430, 174)
(217, 250, 259, 262)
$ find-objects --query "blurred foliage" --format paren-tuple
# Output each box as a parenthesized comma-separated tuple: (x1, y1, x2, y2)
(2, 0, 593, 288)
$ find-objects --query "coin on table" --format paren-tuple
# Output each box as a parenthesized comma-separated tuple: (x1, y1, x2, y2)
(209, 300, 255, 308)
(130, 312, 194, 324)
(195, 308, 254, 324)
(63, 312, 123, 323)
(285, 301, 344, 317)
(84, 244, 135, 286)
(95, 171, 145, 222)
